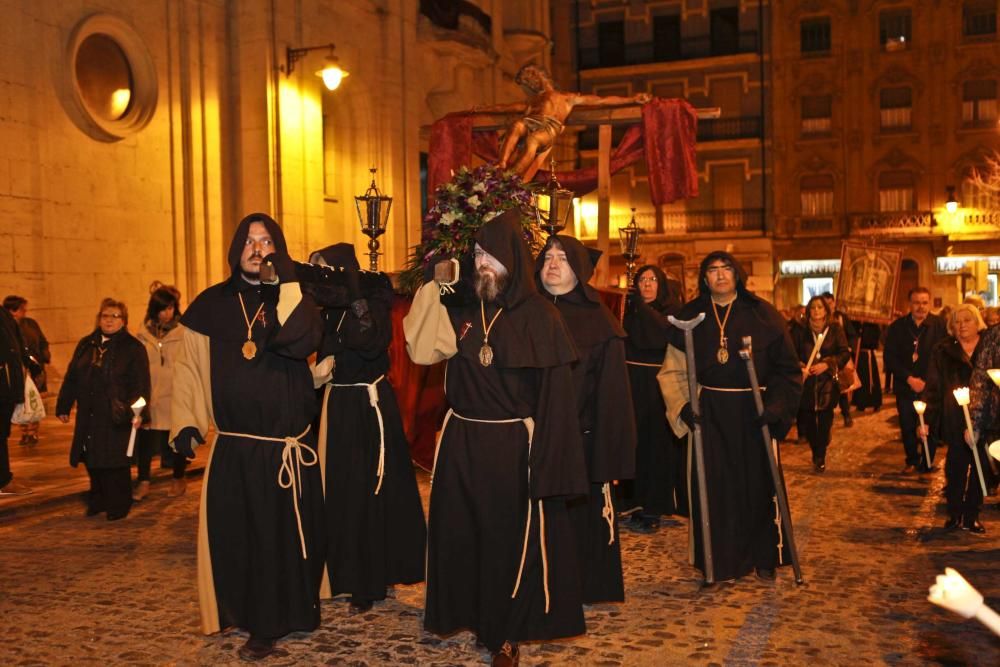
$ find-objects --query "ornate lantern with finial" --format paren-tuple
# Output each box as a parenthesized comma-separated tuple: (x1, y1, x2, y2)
(619, 207, 642, 286)
(354, 167, 392, 272)
(531, 159, 575, 237)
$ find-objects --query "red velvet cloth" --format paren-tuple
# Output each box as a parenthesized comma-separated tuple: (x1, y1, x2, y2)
(425, 98, 699, 241)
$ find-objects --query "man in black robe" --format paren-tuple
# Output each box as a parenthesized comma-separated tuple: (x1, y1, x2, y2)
(308, 243, 426, 613)
(534, 234, 636, 604)
(883, 287, 946, 473)
(170, 213, 325, 661)
(404, 210, 588, 666)
(657, 251, 802, 583)
(620, 264, 686, 532)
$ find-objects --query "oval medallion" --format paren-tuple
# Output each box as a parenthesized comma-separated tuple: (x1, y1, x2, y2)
(717, 347, 729, 364)
(242, 340, 257, 360)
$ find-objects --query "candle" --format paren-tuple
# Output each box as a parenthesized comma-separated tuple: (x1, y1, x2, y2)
(987, 369, 1000, 387)
(913, 400, 932, 469)
(125, 397, 147, 458)
(928, 568, 1000, 637)
(804, 331, 826, 373)
(990, 440, 1000, 463)
(953, 387, 988, 497)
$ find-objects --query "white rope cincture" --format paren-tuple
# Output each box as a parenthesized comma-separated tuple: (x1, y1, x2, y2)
(601, 482, 615, 546)
(625, 361, 661, 368)
(774, 494, 784, 565)
(216, 425, 315, 560)
(331, 375, 386, 495)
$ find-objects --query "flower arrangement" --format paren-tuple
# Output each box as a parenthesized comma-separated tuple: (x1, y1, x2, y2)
(398, 164, 540, 294)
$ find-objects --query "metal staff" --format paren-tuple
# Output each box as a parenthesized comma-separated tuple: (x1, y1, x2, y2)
(739, 336, 804, 585)
(667, 313, 714, 585)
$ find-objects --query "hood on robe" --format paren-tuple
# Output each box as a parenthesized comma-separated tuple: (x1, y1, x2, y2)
(311, 243, 361, 272)
(227, 213, 288, 279)
(534, 234, 604, 305)
(697, 250, 753, 298)
(473, 208, 537, 310)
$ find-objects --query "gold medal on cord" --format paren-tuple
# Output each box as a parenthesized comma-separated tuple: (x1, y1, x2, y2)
(238, 293, 266, 361)
(479, 301, 503, 368)
(712, 301, 734, 365)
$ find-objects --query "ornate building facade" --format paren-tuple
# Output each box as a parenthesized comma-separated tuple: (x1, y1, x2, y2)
(0, 0, 549, 369)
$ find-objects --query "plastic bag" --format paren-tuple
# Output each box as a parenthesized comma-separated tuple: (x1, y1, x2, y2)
(11, 375, 46, 424)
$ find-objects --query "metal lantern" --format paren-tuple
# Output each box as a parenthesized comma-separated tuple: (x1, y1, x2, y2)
(531, 160, 575, 237)
(354, 167, 392, 271)
(619, 208, 642, 286)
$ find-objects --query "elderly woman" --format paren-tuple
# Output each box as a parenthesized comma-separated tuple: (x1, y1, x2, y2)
(133, 285, 187, 500)
(790, 296, 850, 473)
(56, 298, 150, 520)
(920, 304, 988, 533)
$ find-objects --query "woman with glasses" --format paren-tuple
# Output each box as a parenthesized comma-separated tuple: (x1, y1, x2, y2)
(790, 295, 850, 473)
(621, 265, 684, 533)
(133, 284, 187, 500)
(56, 298, 150, 520)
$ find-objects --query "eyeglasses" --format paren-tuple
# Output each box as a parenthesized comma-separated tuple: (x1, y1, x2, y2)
(705, 264, 735, 276)
(100, 312, 123, 319)
(638, 276, 658, 284)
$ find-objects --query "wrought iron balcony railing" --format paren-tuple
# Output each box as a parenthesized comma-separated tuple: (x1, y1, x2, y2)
(579, 31, 760, 69)
(662, 208, 765, 234)
(697, 116, 763, 141)
(849, 211, 935, 234)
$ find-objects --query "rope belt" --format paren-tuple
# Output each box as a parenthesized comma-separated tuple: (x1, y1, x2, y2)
(626, 361, 661, 368)
(601, 482, 615, 546)
(437, 408, 550, 613)
(331, 374, 386, 495)
(701, 385, 767, 392)
(215, 425, 315, 560)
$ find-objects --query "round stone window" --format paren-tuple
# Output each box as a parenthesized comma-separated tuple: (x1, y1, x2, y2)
(63, 15, 157, 141)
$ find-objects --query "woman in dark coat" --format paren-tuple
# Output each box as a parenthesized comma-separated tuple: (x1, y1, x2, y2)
(620, 264, 685, 532)
(56, 298, 151, 520)
(921, 304, 988, 533)
(790, 296, 850, 473)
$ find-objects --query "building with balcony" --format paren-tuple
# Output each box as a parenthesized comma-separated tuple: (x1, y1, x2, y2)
(553, 0, 773, 301)
(770, 0, 1000, 311)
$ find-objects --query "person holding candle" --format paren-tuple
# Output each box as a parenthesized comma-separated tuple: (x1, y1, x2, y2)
(132, 284, 188, 500)
(790, 296, 850, 473)
(919, 304, 988, 532)
(56, 298, 150, 521)
(884, 287, 947, 473)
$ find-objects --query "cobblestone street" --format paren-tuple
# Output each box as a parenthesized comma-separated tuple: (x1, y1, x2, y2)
(2, 399, 998, 666)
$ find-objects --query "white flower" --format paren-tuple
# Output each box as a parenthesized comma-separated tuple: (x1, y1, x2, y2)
(482, 211, 500, 222)
(440, 211, 459, 227)
(467, 194, 481, 208)
(472, 182, 486, 193)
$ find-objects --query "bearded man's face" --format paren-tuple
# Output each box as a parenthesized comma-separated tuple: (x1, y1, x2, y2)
(474, 244, 509, 302)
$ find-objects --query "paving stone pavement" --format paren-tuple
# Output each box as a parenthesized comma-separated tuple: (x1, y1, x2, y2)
(2, 398, 998, 666)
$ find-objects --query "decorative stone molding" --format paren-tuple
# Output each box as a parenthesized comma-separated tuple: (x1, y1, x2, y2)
(60, 13, 158, 142)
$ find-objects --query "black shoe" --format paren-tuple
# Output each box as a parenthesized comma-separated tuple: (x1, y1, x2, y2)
(349, 597, 373, 614)
(238, 637, 276, 662)
(629, 514, 660, 534)
(491, 641, 519, 667)
(813, 461, 826, 473)
(106, 510, 129, 521)
(901, 465, 917, 474)
(944, 516, 962, 530)
(964, 520, 986, 535)
(755, 567, 776, 581)
(85, 506, 103, 517)
(843, 414, 853, 428)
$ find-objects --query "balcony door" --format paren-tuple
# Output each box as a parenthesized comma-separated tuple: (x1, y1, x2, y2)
(712, 164, 745, 230)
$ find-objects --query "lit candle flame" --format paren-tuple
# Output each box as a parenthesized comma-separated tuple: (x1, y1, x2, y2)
(990, 441, 1000, 462)
(913, 400, 926, 415)
(131, 397, 147, 410)
(988, 369, 1000, 388)
(953, 387, 970, 407)
(929, 568, 984, 618)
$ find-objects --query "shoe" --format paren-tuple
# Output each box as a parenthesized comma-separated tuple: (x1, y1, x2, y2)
(944, 516, 962, 530)
(132, 480, 150, 501)
(348, 597, 373, 614)
(627, 514, 660, 534)
(106, 510, 129, 521)
(813, 461, 826, 473)
(167, 478, 187, 497)
(964, 520, 986, 535)
(491, 641, 519, 667)
(755, 567, 776, 581)
(843, 414, 854, 428)
(18, 434, 29, 446)
(238, 637, 276, 662)
(27, 434, 38, 445)
(901, 465, 917, 474)
(0, 480, 34, 496)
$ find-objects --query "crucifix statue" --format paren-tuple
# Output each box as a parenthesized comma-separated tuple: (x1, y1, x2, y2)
(474, 64, 651, 181)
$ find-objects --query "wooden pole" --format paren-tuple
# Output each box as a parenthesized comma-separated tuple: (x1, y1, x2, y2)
(596, 123, 612, 287)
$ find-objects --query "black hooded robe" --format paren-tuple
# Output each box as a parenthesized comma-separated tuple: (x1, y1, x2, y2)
(657, 252, 802, 582)
(309, 243, 426, 604)
(621, 265, 688, 519)
(852, 322, 884, 411)
(406, 211, 589, 653)
(534, 235, 637, 604)
(171, 213, 325, 638)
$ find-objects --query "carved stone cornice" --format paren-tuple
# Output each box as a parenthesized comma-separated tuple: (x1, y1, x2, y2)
(867, 146, 925, 181)
(868, 65, 924, 99)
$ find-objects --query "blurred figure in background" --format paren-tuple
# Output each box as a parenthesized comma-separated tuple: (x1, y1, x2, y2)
(4, 295, 50, 446)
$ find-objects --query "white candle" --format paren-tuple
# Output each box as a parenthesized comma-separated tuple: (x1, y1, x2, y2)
(929, 568, 1000, 637)
(953, 387, 988, 497)
(804, 331, 826, 373)
(913, 400, 932, 468)
(987, 369, 1000, 387)
(990, 440, 1000, 463)
(126, 397, 147, 458)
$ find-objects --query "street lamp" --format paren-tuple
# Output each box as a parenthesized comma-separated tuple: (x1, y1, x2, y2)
(945, 185, 958, 213)
(285, 43, 350, 91)
(354, 168, 392, 272)
(619, 207, 642, 286)
(531, 160, 574, 237)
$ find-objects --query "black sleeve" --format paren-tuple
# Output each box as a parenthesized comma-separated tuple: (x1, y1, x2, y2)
(589, 338, 637, 482)
(339, 295, 393, 360)
(269, 291, 322, 360)
(763, 325, 804, 440)
(882, 321, 910, 381)
(823, 325, 851, 371)
(56, 340, 87, 415)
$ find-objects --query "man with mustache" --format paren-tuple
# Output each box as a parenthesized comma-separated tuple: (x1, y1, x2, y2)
(404, 211, 588, 666)
(657, 251, 802, 584)
(170, 213, 325, 661)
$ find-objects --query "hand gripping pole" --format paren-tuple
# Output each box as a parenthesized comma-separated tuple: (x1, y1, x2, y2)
(739, 336, 804, 584)
(667, 313, 714, 585)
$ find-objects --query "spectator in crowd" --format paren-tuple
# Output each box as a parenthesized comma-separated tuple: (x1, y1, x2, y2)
(0, 304, 32, 496)
(56, 298, 150, 520)
(4, 296, 50, 446)
(984, 306, 1000, 328)
(963, 294, 985, 317)
(133, 284, 188, 500)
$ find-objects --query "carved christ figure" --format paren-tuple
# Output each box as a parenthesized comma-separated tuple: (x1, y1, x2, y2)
(474, 64, 651, 182)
